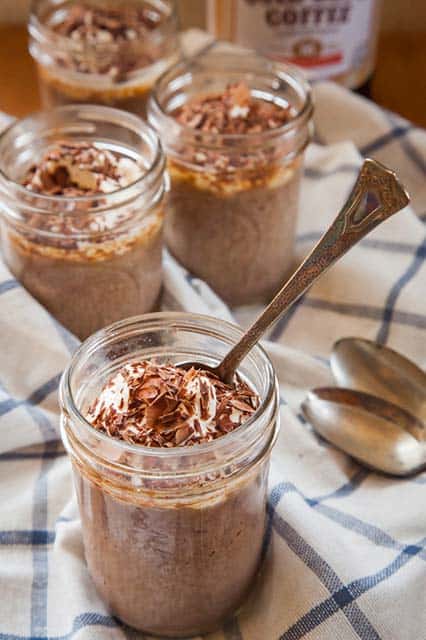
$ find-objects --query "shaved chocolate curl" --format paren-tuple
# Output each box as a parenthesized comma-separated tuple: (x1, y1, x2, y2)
(86, 360, 260, 447)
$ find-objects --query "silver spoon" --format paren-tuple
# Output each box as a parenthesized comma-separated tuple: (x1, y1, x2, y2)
(331, 338, 426, 424)
(302, 387, 425, 476)
(181, 158, 410, 384)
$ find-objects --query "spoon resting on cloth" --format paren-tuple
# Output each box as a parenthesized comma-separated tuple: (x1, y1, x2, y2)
(180, 158, 410, 384)
(302, 338, 426, 476)
(331, 337, 426, 425)
(302, 387, 425, 476)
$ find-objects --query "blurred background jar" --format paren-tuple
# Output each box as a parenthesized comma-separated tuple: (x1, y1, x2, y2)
(0, 1, 422, 127)
(29, 0, 181, 117)
(0, 105, 166, 340)
(207, 0, 382, 92)
(148, 46, 313, 306)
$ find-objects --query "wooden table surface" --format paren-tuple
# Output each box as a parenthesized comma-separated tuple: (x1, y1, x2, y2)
(0, 25, 425, 128)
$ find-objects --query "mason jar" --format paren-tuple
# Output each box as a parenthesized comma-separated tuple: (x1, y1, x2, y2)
(0, 105, 166, 340)
(29, 0, 181, 117)
(148, 46, 313, 306)
(59, 313, 279, 637)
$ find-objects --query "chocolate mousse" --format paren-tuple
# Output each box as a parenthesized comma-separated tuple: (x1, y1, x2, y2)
(75, 359, 267, 636)
(1, 141, 164, 339)
(152, 80, 304, 305)
(30, 0, 180, 116)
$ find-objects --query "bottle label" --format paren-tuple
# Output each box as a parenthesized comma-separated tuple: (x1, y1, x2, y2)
(233, 0, 375, 80)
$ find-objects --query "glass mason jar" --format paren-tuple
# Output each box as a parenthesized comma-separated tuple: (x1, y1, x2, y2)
(0, 105, 166, 340)
(29, 0, 181, 117)
(148, 46, 313, 306)
(59, 313, 279, 637)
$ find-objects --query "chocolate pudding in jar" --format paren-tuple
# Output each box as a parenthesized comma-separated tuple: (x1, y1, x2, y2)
(0, 105, 166, 340)
(60, 313, 279, 637)
(148, 47, 313, 305)
(29, 0, 180, 117)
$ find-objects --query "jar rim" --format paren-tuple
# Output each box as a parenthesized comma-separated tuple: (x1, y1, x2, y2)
(148, 44, 314, 149)
(59, 312, 278, 462)
(0, 104, 165, 211)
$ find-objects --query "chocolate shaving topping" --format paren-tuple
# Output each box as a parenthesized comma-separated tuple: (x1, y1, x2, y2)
(49, 2, 167, 80)
(23, 141, 134, 197)
(55, 2, 162, 41)
(18, 140, 144, 248)
(171, 82, 293, 178)
(86, 360, 260, 448)
(175, 82, 291, 136)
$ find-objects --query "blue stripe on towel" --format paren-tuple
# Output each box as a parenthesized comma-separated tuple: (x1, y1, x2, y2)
(0, 279, 19, 295)
(308, 469, 370, 505)
(376, 236, 426, 344)
(279, 525, 424, 640)
(0, 530, 55, 545)
(270, 295, 426, 343)
(266, 480, 426, 562)
(297, 232, 420, 255)
(0, 372, 64, 639)
(0, 613, 118, 640)
(304, 298, 426, 328)
(312, 503, 426, 561)
(0, 374, 62, 418)
(29, 434, 60, 636)
(385, 113, 426, 175)
(275, 517, 383, 640)
(360, 125, 412, 155)
(27, 374, 62, 408)
(0, 450, 65, 462)
(304, 163, 359, 179)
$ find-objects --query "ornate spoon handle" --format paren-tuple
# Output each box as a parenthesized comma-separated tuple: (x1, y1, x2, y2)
(217, 158, 410, 383)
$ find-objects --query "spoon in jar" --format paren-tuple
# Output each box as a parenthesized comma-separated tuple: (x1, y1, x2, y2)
(180, 158, 410, 384)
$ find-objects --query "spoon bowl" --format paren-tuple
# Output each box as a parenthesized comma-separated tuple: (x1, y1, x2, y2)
(331, 338, 426, 424)
(302, 387, 426, 476)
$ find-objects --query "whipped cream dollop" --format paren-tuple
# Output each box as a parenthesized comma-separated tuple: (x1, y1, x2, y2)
(23, 141, 143, 196)
(86, 360, 259, 447)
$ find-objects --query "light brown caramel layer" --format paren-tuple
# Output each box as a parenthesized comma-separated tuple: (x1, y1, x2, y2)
(9, 208, 163, 262)
(38, 63, 153, 102)
(168, 157, 296, 195)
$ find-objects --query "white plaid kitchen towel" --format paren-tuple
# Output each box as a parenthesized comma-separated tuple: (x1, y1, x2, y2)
(0, 31, 425, 640)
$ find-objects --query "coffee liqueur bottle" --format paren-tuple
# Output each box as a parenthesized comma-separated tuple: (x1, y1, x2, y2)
(207, 0, 382, 90)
